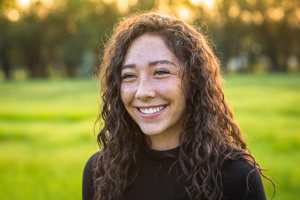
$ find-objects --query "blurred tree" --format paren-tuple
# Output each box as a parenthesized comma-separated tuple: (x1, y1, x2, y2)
(212, 0, 300, 72)
(17, 5, 48, 78)
(0, 18, 12, 79)
(247, 0, 299, 71)
(0, 0, 299, 79)
(0, 0, 18, 80)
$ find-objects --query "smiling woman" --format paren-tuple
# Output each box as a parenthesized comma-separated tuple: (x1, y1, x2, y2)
(82, 11, 274, 200)
(121, 34, 186, 150)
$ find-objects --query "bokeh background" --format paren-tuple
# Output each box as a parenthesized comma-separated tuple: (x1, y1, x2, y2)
(0, 0, 299, 199)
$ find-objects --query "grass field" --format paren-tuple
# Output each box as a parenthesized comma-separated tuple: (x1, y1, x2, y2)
(0, 74, 299, 200)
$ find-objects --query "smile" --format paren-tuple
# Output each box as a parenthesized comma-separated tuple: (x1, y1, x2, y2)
(138, 105, 167, 114)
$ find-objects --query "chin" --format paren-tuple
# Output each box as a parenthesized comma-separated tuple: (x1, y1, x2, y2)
(140, 127, 163, 136)
(142, 130, 161, 136)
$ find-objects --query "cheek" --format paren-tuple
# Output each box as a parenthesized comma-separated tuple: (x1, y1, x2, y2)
(120, 84, 135, 106)
(156, 78, 184, 97)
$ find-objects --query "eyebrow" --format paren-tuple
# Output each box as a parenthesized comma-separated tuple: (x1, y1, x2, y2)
(121, 60, 176, 70)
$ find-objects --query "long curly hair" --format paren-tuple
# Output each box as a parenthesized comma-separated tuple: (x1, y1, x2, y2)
(94, 11, 273, 200)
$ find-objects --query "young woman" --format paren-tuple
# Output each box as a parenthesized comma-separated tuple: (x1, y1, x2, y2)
(82, 12, 273, 200)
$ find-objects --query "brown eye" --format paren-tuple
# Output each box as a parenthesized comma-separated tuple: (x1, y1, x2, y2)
(122, 73, 135, 79)
(154, 69, 170, 76)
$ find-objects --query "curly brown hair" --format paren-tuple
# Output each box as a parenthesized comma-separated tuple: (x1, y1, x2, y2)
(94, 11, 273, 200)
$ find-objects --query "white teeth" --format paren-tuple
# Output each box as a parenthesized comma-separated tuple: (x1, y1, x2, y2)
(139, 105, 166, 114)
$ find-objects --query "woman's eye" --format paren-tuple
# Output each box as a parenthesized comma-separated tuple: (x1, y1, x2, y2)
(122, 73, 135, 80)
(155, 69, 170, 76)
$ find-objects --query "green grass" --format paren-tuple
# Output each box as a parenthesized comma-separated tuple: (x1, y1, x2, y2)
(0, 79, 99, 200)
(0, 74, 299, 199)
(224, 74, 300, 199)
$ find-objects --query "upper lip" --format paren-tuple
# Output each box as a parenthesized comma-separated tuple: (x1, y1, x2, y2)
(134, 104, 167, 109)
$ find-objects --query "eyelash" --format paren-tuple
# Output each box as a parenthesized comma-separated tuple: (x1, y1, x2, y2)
(121, 73, 135, 80)
(154, 69, 170, 75)
(121, 69, 170, 80)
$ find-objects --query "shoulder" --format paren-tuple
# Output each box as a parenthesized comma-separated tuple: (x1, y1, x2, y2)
(222, 159, 255, 178)
(82, 151, 101, 200)
(222, 159, 266, 200)
(84, 151, 100, 173)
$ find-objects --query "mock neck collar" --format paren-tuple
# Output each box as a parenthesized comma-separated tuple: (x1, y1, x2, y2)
(139, 145, 180, 165)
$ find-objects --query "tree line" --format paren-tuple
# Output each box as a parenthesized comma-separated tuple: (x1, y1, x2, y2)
(0, 0, 299, 80)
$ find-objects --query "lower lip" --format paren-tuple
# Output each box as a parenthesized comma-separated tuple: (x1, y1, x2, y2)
(136, 105, 168, 119)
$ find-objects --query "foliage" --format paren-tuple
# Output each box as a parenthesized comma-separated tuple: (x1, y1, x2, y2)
(0, 0, 300, 79)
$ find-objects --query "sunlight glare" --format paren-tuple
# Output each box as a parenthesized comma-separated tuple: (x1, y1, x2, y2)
(157, 0, 170, 14)
(129, 0, 137, 6)
(241, 11, 252, 24)
(178, 7, 191, 21)
(203, 0, 215, 9)
(295, 8, 300, 21)
(18, 0, 31, 8)
(228, 5, 240, 18)
(41, 0, 54, 8)
(7, 9, 20, 21)
(268, 7, 284, 21)
(36, 7, 48, 19)
(252, 11, 264, 25)
(117, 0, 128, 13)
(190, 0, 214, 8)
(246, 0, 256, 5)
(190, 0, 202, 6)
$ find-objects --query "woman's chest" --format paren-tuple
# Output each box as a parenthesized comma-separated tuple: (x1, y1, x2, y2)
(122, 159, 189, 200)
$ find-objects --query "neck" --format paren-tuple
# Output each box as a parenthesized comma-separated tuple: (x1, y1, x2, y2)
(147, 133, 180, 151)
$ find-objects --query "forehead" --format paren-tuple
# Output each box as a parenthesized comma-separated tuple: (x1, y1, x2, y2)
(122, 34, 179, 66)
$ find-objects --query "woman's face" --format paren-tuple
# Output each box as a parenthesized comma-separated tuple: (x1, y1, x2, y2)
(120, 34, 186, 150)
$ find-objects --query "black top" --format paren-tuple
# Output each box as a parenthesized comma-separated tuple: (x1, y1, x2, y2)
(82, 146, 266, 200)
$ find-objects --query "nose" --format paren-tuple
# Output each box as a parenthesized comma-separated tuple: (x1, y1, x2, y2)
(135, 75, 156, 100)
